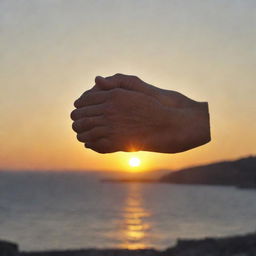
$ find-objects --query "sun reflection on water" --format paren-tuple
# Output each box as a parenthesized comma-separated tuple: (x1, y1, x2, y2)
(119, 183, 152, 249)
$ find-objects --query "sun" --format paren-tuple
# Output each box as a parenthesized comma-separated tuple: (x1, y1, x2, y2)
(129, 157, 141, 167)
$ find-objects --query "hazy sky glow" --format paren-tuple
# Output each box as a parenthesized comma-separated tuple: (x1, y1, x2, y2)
(1, 0, 255, 172)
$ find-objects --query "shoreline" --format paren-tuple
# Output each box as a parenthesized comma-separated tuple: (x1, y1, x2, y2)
(2, 231, 256, 256)
(101, 178, 256, 190)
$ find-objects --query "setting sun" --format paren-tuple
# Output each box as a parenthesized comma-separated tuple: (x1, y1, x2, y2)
(129, 157, 141, 167)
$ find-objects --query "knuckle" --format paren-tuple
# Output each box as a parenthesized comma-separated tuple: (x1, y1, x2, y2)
(73, 119, 90, 132)
(75, 93, 90, 107)
(78, 126, 108, 144)
(131, 75, 140, 81)
(74, 99, 80, 108)
(80, 92, 95, 104)
(81, 93, 90, 102)
(81, 89, 93, 99)
(76, 133, 85, 142)
(94, 147, 109, 154)
(70, 109, 78, 120)
(110, 88, 122, 98)
(72, 121, 79, 132)
(114, 73, 124, 78)
(93, 140, 111, 154)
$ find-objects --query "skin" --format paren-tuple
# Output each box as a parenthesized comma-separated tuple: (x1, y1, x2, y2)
(71, 74, 211, 154)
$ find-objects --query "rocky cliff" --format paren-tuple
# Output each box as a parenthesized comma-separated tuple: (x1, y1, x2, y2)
(160, 156, 256, 188)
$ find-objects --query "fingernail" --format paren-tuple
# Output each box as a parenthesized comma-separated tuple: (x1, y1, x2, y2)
(74, 99, 80, 107)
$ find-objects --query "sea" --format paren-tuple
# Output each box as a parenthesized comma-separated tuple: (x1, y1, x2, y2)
(0, 170, 256, 252)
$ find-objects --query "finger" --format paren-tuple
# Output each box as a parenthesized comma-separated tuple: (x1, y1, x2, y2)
(85, 138, 114, 154)
(70, 104, 105, 121)
(72, 116, 104, 133)
(77, 126, 107, 143)
(74, 88, 96, 107)
(74, 91, 109, 108)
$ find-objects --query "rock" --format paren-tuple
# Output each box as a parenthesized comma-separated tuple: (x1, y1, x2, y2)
(8, 231, 256, 256)
(20, 249, 160, 256)
(0, 240, 18, 256)
(162, 232, 256, 256)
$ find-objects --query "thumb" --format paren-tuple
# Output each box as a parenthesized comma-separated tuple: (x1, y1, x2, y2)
(95, 74, 154, 95)
(95, 74, 139, 91)
(95, 76, 118, 90)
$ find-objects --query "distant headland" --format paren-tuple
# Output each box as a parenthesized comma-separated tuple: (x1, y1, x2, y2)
(102, 156, 256, 189)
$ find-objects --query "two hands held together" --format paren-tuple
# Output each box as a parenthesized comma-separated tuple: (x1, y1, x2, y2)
(71, 74, 211, 154)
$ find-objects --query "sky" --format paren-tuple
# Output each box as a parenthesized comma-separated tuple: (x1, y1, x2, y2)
(0, 0, 255, 172)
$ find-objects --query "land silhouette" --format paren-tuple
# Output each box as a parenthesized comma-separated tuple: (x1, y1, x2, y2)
(103, 156, 256, 189)
(160, 155, 256, 188)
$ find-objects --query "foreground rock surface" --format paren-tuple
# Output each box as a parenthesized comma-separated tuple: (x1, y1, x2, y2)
(21, 249, 159, 256)
(0, 240, 18, 256)
(162, 232, 256, 256)
(1, 232, 256, 256)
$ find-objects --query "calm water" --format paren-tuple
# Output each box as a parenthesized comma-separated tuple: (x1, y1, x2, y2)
(0, 171, 256, 251)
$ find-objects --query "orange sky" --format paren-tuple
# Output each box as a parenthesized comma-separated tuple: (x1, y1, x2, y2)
(0, 1, 255, 172)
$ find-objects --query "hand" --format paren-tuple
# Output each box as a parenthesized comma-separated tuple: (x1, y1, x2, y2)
(90, 73, 202, 109)
(71, 74, 211, 153)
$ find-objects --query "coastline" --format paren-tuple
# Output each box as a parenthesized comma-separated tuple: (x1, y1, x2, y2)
(2, 231, 256, 256)
(101, 155, 256, 190)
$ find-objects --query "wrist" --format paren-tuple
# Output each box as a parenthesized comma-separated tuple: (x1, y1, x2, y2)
(181, 103, 211, 151)
(163, 103, 211, 153)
